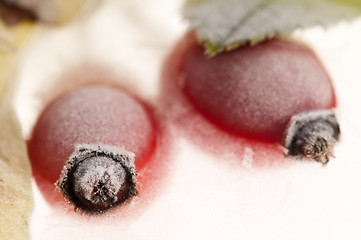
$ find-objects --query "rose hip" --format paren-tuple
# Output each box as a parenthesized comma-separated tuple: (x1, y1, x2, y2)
(179, 36, 336, 142)
(27, 85, 156, 213)
(171, 33, 339, 163)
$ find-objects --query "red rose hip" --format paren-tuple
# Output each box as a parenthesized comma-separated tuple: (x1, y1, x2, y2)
(176, 34, 339, 163)
(27, 85, 156, 213)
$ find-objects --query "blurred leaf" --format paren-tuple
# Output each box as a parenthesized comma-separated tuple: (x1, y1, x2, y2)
(0, 20, 33, 240)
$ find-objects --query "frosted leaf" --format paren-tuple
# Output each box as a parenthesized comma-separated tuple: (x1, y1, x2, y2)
(184, 0, 361, 56)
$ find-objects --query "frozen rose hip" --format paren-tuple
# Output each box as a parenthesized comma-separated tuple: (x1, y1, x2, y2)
(160, 33, 284, 167)
(27, 85, 155, 213)
(176, 34, 339, 163)
(179, 36, 336, 142)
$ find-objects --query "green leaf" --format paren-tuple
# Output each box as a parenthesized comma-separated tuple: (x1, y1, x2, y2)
(184, 0, 361, 56)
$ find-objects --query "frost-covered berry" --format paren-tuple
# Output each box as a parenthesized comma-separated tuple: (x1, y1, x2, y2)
(172, 33, 339, 163)
(27, 85, 155, 213)
(178, 35, 336, 142)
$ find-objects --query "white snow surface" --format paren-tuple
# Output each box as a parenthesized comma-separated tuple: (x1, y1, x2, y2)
(11, 0, 361, 239)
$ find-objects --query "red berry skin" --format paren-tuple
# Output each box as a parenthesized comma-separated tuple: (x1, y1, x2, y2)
(28, 85, 155, 189)
(160, 33, 285, 167)
(179, 34, 336, 142)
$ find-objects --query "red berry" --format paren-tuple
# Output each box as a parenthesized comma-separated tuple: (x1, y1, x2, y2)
(27, 85, 155, 212)
(160, 34, 284, 167)
(178, 35, 336, 142)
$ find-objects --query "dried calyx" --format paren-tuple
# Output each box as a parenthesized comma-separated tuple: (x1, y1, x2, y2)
(56, 144, 138, 214)
(283, 109, 340, 165)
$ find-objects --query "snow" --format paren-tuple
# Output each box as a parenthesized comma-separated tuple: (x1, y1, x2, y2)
(10, 0, 361, 239)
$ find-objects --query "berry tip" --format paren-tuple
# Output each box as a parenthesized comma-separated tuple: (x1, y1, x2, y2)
(283, 109, 340, 164)
(56, 144, 138, 214)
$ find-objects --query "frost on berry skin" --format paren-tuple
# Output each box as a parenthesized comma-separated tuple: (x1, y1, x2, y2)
(160, 33, 339, 167)
(179, 34, 336, 142)
(57, 144, 138, 213)
(283, 109, 340, 165)
(27, 85, 156, 210)
(160, 33, 285, 167)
